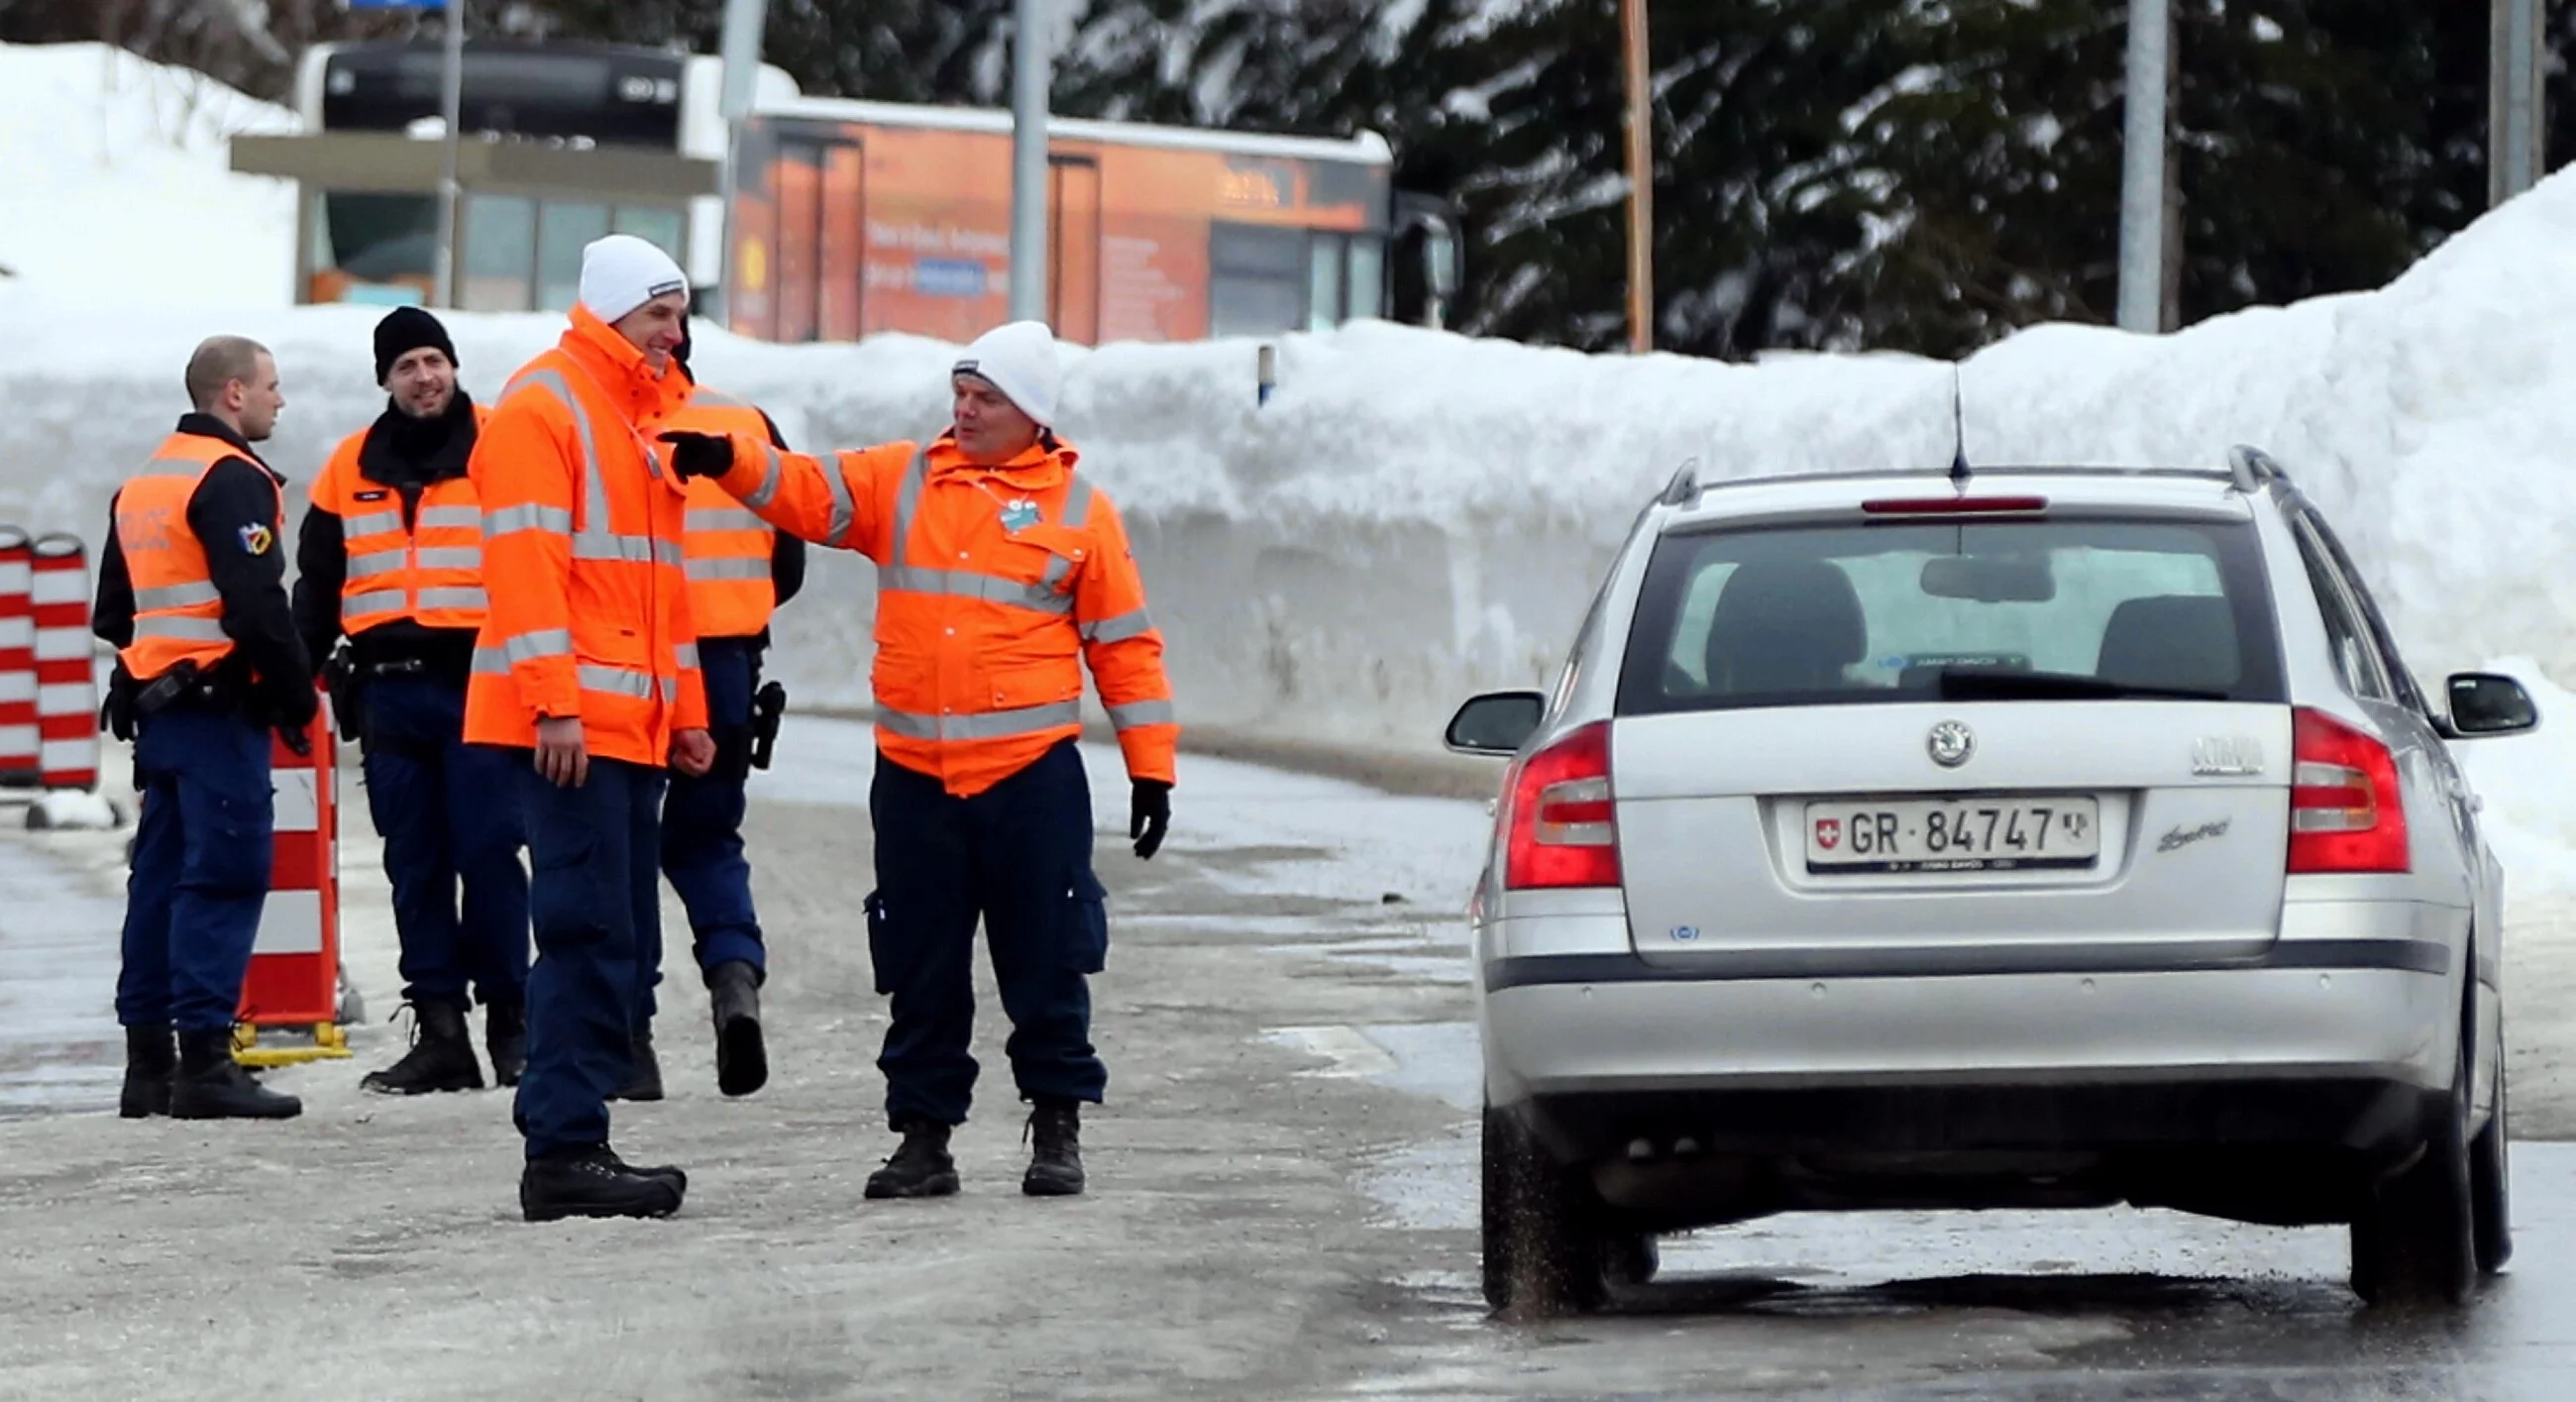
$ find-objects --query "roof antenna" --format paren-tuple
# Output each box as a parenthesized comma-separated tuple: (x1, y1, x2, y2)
(1947, 363, 1972, 488)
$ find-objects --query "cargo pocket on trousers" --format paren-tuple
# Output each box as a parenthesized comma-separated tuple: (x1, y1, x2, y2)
(1064, 869, 1109, 975)
(526, 827, 606, 945)
(863, 891, 895, 995)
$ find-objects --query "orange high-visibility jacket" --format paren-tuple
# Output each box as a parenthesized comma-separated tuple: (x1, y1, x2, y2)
(311, 407, 495, 637)
(714, 430, 1176, 798)
(114, 431, 284, 683)
(662, 390, 779, 641)
(463, 306, 707, 768)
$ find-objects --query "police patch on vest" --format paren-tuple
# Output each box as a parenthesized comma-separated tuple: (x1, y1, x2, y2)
(355, 488, 388, 502)
(1000, 498, 1041, 533)
(237, 522, 274, 556)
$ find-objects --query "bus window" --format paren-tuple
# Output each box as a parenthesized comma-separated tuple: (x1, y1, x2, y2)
(1346, 237, 1385, 322)
(321, 191, 436, 291)
(1306, 237, 1342, 332)
(537, 201, 612, 311)
(612, 206, 686, 264)
(463, 194, 536, 313)
(1209, 222, 1307, 338)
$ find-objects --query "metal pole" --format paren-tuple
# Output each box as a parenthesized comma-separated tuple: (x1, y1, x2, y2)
(432, 0, 464, 309)
(2115, 0, 2169, 333)
(1008, 0, 1051, 324)
(2491, 0, 2546, 206)
(1620, 0, 1653, 353)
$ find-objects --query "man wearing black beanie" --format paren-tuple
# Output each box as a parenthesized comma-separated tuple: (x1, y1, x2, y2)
(292, 306, 531, 1096)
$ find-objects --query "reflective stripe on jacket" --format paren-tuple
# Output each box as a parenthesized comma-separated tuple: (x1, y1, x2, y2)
(115, 432, 281, 682)
(663, 390, 779, 640)
(714, 429, 1176, 797)
(312, 409, 493, 635)
(463, 305, 708, 766)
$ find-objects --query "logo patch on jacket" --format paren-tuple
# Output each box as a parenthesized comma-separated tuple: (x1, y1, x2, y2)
(237, 522, 274, 556)
(999, 498, 1041, 533)
(354, 489, 388, 502)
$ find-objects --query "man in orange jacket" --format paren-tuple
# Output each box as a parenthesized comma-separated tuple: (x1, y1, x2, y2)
(467, 234, 715, 1222)
(294, 307, 528, 1097)
(662, 319, 1175, 1200)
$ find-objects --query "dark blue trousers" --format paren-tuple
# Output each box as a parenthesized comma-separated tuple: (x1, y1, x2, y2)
(363, 675, 530, 1011)
(513, 757, 665, 1160)
(646, 636, 764, 1019)
(866, 740, 1108, 1128)
(117, 706, 273, 1034)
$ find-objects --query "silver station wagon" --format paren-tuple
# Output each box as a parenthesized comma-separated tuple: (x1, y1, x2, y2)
(1446, 449, 2537, 1314)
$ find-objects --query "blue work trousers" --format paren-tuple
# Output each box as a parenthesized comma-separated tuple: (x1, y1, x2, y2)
(362, 674, 530, 1010)
(865, 740, 1108, 1128)
(645, 635, 764, 1018)
(116, 706, 273, 1034)
(512, 756, 665, 1160)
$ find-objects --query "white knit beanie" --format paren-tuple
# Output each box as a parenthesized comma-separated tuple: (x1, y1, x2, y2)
(578, 234, 689, 325)
(952, 321, 1062, 428)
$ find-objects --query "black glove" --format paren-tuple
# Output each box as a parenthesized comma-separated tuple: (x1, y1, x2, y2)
(657, 430, 735, 482)
(1129, 779, 1171, 861)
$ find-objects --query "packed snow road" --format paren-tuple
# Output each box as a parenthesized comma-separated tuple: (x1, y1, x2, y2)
(3, 715, 2576, 1400)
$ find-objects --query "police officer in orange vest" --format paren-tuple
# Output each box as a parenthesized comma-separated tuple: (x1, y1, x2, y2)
(93, 335, 315, 1122)
(661, 320, 1176, 1199)
(606, 323, 804, 1103)
(293, 307, 529, 1097)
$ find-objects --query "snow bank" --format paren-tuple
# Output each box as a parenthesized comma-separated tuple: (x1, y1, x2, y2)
(0, 44, 299, 310)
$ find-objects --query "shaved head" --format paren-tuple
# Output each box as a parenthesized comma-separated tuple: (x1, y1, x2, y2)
(184, 336, 270, 412)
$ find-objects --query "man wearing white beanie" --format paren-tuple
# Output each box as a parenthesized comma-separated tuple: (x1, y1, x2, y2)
(659, 318, 1178, 1202)
(467, 232, 715, 1221)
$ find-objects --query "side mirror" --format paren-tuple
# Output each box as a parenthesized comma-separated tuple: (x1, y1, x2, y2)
(2445, 673, 2539, 737)
(1445, 691, 1546, 757)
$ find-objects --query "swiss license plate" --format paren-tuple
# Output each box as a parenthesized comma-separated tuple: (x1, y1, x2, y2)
(1804, 797, 2100, 874)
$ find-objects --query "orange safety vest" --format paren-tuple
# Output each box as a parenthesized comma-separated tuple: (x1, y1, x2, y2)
(711, 429, 1177, 798)
(114, 431, 283, 683)
(462, 306, 708, 768)
(662, 390, 778, 640)
(311, 408, 494, 637)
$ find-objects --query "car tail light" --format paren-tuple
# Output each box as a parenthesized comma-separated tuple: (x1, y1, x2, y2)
(2289, 707, 2410, 873)
(1504, 721, 1620, 890)
(1861, 495, 2048, 516)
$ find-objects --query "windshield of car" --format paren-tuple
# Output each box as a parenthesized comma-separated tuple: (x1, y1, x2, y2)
(1615, 515, 2285, 714)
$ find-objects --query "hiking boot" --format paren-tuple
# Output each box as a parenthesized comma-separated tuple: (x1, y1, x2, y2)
(169, 1028, 301, 1121)
(519, 1144, 685, 1223)
(607, 1028, 664, 1102)
(600, 1146, 688, 1193)
(119, 1023, 174, 1119)
(360, 1000, 483, 1095)
(484, 1000, 527, 1088)
(864, 1121, 960, 1199)
(1022, 1101, 1086, 1197)
(708, 960, 767, 1098)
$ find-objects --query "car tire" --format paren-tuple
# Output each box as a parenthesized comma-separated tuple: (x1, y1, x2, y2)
(2471, 1021, 2512, 1275)
(2348, 1020, 2477, 1308)
(1481, 1104, 1610, 1316)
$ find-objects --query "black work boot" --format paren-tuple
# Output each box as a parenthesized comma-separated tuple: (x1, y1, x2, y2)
(864, 1121, 961, 1199)
(707, 961, 767, 1098)
(601, 1146, 689, 1193)
(119, 1024, 175, 1119)
(1022, 1101, 1087, 1197)
(519, 1144, 686, 1223)
(608, 1028, 664, 1102)
(169, 1028, 301, 1121)
(360, 1001, 483, 1095)
(484, 1000, 527, 1088)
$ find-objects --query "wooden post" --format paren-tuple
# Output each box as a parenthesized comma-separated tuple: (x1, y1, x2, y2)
(1621, 0, 1653, 353)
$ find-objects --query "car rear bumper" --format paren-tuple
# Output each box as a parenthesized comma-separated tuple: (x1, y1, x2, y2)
(1483, 958, 2455, 1160)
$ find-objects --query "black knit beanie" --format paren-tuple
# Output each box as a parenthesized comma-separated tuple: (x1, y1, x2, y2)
(374, 306, 458, 385)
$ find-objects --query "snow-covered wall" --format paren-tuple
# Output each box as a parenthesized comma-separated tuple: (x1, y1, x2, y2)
(6, 168, 2576, 760)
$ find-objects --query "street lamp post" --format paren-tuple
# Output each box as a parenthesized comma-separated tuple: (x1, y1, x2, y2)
(2115, 0, 2171, 334)
(1008, 0, 1051, 324)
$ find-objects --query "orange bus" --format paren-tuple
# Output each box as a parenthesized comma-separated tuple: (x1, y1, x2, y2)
(239, 41, 1462, 345)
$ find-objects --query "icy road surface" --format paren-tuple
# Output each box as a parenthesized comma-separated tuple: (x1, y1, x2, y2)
(3, 716, 2576, 1400)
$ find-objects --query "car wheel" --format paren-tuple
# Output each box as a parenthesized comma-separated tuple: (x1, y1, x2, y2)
(1481, 1104, 1609, 1316)
(2471, 1022, 2512, 1274)
(2348, 1021, 2477, 1307)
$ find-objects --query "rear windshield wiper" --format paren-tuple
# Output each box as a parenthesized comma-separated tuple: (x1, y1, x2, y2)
(1933, 666, 2231, 702)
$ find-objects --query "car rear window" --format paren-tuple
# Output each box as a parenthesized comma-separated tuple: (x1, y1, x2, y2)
(1616, 515, 2286, 714)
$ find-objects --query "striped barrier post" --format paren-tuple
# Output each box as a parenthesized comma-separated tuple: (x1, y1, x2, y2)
(234, 695, 350, 1066)
(28, 534, 97, 792)
(0, 529, 37, 786)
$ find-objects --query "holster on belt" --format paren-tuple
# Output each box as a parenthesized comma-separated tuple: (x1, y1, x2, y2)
(749, 680, 788, 771)
(321, 646, 364, 743)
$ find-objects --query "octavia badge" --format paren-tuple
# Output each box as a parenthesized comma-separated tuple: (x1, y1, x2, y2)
(1927, 720, 1976, 768)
